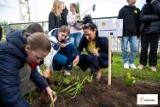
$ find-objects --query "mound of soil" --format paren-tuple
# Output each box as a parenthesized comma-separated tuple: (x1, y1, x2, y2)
(31, 77, 160, 107)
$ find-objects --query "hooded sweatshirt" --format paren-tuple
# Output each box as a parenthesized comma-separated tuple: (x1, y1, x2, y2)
(118, 5, 140, 36)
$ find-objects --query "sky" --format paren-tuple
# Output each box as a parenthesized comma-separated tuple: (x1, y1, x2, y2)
(0, 0, 146, 23)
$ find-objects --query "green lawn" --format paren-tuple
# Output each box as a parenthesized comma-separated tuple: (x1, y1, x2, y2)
(43, 54, 160, 86)
(110, 55, 160, 84)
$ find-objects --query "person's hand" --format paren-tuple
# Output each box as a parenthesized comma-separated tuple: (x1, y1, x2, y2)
(60, 43, 67, 48)
(73, 55, 80, 66)
(46, 87, 57, 103)
(117, 36, 122, 40)
(92, 48, 99, 57)
(151, 0, 157, 3)
(43, 67, 52, 79)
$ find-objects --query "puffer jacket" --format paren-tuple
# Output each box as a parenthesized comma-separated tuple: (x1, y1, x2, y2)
(140, 0, 160, 34)
(0, 30, 48, 107)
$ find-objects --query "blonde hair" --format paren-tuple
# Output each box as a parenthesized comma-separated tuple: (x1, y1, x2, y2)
(51, 0, 64, 16)
(27, 32, 51, 52)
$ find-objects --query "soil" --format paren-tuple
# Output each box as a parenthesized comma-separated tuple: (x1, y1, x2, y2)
(31, 77, 160, 107)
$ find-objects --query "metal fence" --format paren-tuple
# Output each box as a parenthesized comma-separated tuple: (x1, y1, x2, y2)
(1, 17, 160, 53)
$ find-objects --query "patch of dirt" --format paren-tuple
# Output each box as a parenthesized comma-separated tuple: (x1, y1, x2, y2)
(31, 77, 160, 107)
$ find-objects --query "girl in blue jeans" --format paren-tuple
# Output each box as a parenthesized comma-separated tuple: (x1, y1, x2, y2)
(67, 3, 82, 48)
(44, 26, 76, 78)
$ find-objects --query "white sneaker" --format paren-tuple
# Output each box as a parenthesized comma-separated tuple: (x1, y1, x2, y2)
(129, 64, 137, 69)
(150, 66, 157, 72)
(124, 63, 129, 69)
(63, 70, 71, 76)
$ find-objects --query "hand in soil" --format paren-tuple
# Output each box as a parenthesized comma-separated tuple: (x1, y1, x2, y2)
(46, 87, 57, 103)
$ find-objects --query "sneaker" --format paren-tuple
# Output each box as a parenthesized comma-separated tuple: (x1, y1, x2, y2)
(124, 63, 129, 69)
(138, 64, 145, 70)
(129, 64, 137, 69)
(63, 70, 71, 76)
(150, 66, 157, 72)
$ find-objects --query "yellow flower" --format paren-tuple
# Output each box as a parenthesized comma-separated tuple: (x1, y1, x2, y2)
(127, 73, 131, 79)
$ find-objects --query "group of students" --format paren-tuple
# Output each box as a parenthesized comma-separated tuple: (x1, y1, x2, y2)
(118, 0, 160, 72)
(0, 0, 160, 106)
(0, 14, 108, 106)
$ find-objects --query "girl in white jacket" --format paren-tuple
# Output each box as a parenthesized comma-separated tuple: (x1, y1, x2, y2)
(44, 26, 76, 78)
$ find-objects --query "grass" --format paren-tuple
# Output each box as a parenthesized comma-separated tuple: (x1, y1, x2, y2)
(110, 55, 160, 83)
(40, 53, 160, 86)
(1, 34, 6, 41)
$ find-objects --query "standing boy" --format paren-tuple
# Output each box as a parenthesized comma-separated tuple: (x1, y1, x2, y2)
(118, 0, 140, 69)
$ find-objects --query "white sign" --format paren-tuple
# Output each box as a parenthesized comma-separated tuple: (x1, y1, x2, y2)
(98, 19, 123, 37)
(137, 94, 158, 105)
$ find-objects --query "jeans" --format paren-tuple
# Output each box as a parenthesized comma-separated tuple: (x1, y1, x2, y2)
(140, 33, 159, 66)
(121, 36, 138, 64)
(52, 43, 76, 71)
(69, 32, 82, 48)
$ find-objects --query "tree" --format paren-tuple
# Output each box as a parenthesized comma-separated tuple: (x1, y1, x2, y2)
(19, 0, 31, 22)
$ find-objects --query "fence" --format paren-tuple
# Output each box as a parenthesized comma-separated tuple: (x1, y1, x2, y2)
(1, 17, 160, 53)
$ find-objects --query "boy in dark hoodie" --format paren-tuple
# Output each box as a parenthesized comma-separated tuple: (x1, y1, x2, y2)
(118, 0, 140, 69)
(138, 0, 160, 72)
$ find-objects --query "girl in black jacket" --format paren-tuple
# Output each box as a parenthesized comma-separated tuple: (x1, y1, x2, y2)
(138, 0, 160, 72)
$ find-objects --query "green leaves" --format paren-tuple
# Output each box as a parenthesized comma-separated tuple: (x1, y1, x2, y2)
(124, 73, 136, 86)
(56, 75, 93, 98)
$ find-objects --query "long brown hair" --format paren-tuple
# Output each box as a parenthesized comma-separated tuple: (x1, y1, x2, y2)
(58, 25, 70, 35)
(70, 3, 79, 14)
(27, 33, 51, 52)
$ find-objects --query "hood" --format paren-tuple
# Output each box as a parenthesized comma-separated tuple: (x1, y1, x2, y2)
(7, 30, 27, 50)
(6, 30, 27, 61)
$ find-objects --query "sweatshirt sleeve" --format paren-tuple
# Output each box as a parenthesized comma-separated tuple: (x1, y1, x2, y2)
(118, 8, 123, 19)
(30, 67, 48, 90)
(48, 12, 56, 31)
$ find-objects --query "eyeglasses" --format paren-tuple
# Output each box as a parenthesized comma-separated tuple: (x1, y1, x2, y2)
(32, 51, 44, 61)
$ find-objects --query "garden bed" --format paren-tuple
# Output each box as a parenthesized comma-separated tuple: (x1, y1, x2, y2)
(31, 77, 160, 107)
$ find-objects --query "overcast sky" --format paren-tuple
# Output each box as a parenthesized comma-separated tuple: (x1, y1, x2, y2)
(0, 0, 146, 23)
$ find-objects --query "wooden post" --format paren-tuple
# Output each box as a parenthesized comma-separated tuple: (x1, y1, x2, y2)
(108, 36, 112, 85)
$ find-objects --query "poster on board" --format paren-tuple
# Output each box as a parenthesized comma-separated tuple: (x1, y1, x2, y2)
(98, 19, 123, 37)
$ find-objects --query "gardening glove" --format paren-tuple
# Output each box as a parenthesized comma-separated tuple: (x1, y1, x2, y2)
(46, 87, 57, 103)
(73, 55, 80, 66)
